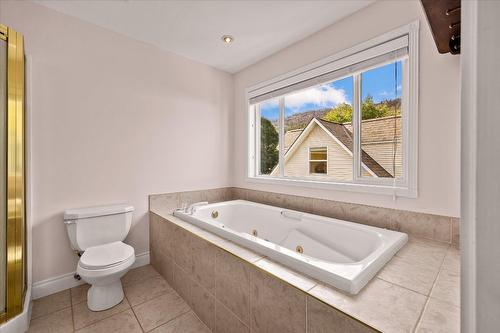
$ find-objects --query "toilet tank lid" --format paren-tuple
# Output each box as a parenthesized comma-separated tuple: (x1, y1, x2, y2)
(64, 204, 134, 220)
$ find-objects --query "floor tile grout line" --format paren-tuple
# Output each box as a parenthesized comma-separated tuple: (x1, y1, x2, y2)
(30, 303, 73, 322)
(141, 307, 192, 333)
(412, 247, 449, 332)
(190, 310, 213, 333)
(71, 297, 76, 332)
(413, 296, 431, 333)
(129, 300, 146, 333)
(375, 276, 434, 298)
(73, 297, 132, 331)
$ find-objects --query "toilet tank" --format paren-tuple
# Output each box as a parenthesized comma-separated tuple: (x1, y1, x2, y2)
(64, 204, 134, 251)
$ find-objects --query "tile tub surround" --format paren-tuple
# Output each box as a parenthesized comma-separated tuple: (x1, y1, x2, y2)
(28, 265, 211, 333)
(149, 211, 461, 333)
(149, 187, 459, 247)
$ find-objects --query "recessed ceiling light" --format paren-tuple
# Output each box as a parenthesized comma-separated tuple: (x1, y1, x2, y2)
(221, 35, 234, 44)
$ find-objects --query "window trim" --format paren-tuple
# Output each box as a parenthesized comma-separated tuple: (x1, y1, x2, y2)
(308, 147, 328, 175)
(246, 21, 419, 198)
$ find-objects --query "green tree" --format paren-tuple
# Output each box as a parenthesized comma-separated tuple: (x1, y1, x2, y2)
(322, 96, 399, 123)
(322, 103, 353, 123)
(260, 118, 279, 174)
(361, 95, 390, 120)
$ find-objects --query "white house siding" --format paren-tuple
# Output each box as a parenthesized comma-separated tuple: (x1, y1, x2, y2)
(346, 116, 402, 178)
(283, 125, 353, 181)
(362, 141, 403, 178)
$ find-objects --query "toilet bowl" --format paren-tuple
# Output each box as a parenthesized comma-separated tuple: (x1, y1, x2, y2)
(64, 204, 135, 311)
(77, 241, 135, 311)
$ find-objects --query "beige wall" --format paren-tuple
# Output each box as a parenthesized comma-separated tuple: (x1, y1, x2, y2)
(0, 1, 233, 283)
(233, 0, 460, 217)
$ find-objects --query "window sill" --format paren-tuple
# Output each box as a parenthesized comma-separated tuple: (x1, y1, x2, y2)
(246, 176, 417, 198)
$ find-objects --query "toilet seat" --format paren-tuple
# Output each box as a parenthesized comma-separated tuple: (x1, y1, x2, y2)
(79, 241, 134, 270)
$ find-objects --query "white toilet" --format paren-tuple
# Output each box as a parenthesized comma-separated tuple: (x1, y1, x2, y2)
(64, 204, 136, 311)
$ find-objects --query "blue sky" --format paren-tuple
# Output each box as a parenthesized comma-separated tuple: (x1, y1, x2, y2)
(260, 61, 402, 121)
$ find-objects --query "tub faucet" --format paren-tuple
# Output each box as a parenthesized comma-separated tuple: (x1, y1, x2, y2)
(186, 201, 208, 214)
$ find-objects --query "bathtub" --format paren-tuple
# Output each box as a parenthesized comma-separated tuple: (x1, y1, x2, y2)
(173, 200, 407, 294)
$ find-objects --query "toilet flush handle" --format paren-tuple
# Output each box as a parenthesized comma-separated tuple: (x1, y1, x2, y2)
(63, 219, 77, 225)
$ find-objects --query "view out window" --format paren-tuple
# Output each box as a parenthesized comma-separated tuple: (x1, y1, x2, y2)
(309, 147, 327, 174)
(248, 24, 418, 197)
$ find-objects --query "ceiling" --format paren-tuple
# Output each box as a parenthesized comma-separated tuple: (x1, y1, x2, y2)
(35, 0, 374, 73)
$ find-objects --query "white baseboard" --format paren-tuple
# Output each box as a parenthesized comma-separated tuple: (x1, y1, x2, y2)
(31, 251, 150, 300)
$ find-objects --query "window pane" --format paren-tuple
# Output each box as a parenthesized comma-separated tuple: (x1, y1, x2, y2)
(310, 147, 327, 160)
(258, 98, 280, 175)
(310, 161, 327, 174)
(283, 76, 353, 181)
(360, 60, 404, 179)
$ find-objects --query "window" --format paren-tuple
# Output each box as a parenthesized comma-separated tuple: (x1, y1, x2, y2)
(309, 147, 327, 174)
(247, 22, 418, 197)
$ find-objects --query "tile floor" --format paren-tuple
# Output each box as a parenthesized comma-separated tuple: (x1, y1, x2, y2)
(28, 265, 211, 333)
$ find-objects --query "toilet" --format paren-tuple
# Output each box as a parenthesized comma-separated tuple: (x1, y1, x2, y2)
(64, 204, 135, 311)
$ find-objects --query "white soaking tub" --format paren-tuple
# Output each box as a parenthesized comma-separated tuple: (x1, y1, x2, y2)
(173, 200, 407, 294)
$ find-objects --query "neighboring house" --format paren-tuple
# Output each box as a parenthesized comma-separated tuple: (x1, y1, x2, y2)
(271, 116, 402, 180)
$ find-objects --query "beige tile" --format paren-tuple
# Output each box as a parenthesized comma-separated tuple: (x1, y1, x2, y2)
(122, 264, 160, 287)
(149, 193, 179, 216)
(75, 309, 141, 333)
(377, 255, 441, 295)
(179, 190, 206, 206)
(204, 188, 231, 203)
(250, 268, 306, 333)
(32, 289, 71, 319)
(309, 278, 427, 333)
(191, 234, 217, 293)
(150, 213, 167, 259)
(276, 193, 314, 213)
(342, 202, 397, 230)
(311, 198, 346, 220)
(124, 274, 174, 306)
(215, 249, 251, 325)
(245, 189, 267, 204)
(396, 238, 448, 267)
(229, 188, 248, 200)
(442, 247, 460, 275)
(431, 268, 460, 307)
(174, 218, 225, 246)
(254, 258, 317, 293)
(152, 251, 175, 286)
(214, 300, 249, 333)
(133, 291, 190, 332)
(190, 280, 215, 331)
(396, 211, 451, 243)
(172, 226, 192, 271)
(150, 242, 162, 270)
(307, 296, 377, 333)
(152, 215, 177, 259)
(218, 240, 264, 263)
(451, 217, 460, 248)
(70, 284, 90, 306)
(172, 263, 192, 305)
(150, 311, 211, 333)
(416, 298, 460, 333)
(28, 307, 73, 333)
(72, 297, 130, 330)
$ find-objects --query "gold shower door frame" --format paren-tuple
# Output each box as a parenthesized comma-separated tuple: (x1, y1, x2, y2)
(0, 23, 26, 322)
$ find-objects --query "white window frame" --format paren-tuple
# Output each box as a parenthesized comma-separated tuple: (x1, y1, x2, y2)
(246, 22, 419, 198)
(308, 147, 328, 175)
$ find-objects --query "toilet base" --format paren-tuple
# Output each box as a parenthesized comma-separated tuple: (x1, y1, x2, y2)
(87, 280, 124, 311)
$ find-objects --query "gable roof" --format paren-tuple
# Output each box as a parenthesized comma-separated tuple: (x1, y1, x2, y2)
(343, 115, 402, 143)
(284, 117, 393, 178)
